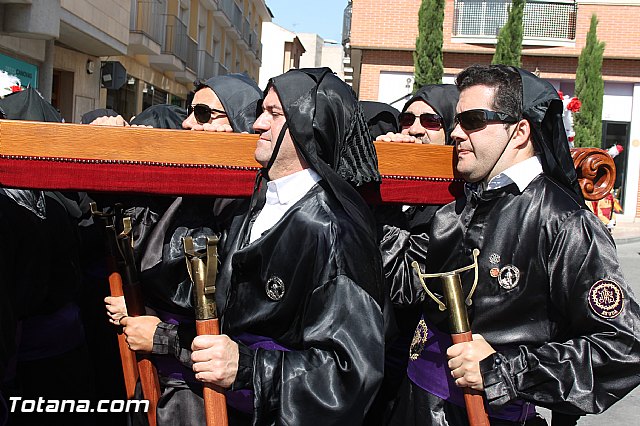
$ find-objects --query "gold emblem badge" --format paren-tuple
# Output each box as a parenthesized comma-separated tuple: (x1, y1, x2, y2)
(588, 280, 624, 319)
(409, 319, 429, 361)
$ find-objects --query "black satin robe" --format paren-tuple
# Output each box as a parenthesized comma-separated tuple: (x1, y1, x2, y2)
(388, 175, 640, 424)
(217, 182, 385, 425)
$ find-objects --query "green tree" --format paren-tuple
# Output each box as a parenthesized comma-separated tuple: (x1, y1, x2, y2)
(492, 0, 525, 66)
(574, 14, 605, 148)
(413, 0, 445, 90)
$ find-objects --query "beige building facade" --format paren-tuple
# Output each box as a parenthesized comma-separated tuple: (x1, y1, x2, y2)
(0, 0, 270, 122)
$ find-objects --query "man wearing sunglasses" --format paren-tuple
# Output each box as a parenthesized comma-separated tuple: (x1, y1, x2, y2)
(183, 73, 262, 133)
(103, 73, 262, 426)
(388, 65, 640, 426)
(376, 84, 458, 145)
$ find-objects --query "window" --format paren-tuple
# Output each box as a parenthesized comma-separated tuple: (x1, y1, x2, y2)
(453, 0, 577, 42)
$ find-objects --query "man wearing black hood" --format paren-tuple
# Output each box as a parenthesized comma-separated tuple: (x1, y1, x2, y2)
(365, 86, 460, 424)
(190, 68, 385, 425)
(0, 87, 95, 425)
(388, 65, 640, 425)
(103, 74, 262, 426)
(182, 73, 262, 133)
(376, 84, 458, 146)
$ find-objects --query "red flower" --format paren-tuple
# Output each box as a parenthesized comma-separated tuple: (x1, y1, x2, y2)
(557, 90, 564, 99)
(567, 97, 581, 112)
(10, 85, 22, 93)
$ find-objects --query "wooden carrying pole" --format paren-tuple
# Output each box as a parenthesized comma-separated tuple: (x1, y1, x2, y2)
(116, 217, 161, 426)
(440, 273, 491, 426)
(0, 120, 616, 202)
(90, 202, 139, 399)
(0, 120, 460, 204)
(184, 236, 228, 426)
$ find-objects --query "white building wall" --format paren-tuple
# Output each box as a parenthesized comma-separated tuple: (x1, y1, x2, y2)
(622, 83, 640, 220)
(297, 33, 322, 68)
(320, 43, 344, 79)
(602, 83, 634, 122)
(258, 22, 295, 89)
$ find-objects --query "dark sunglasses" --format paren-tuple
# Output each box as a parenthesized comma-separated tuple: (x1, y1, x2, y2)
(398, 112, 443, 130)
(454, 109, 519, 132)
(187, 103, 227, 124)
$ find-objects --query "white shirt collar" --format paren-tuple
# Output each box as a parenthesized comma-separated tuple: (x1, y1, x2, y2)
(265, 168, 322, 205)
(486, 155, 543, 192)
(250, 168, 321, 244)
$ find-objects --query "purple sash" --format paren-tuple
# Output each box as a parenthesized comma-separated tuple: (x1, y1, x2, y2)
(17, 302, 85, 361)
(151, 309, 199, 385)
(407, 316, 536, 423)
(225, 333, 292, 414)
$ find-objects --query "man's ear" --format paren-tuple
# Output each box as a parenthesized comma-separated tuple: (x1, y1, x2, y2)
(512, 118, 531, 149)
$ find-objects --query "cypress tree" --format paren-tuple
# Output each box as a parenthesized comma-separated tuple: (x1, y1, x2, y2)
(492, 0, 525, 66)
(413, 0, 445, 90)
(574, 14, 605, 148)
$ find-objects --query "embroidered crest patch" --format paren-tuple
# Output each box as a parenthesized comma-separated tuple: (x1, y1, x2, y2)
(498, 265, 520, 290)
(409, 319, 429, 361)
(265, 276, 285, 301)
(588, 280, 624, 319)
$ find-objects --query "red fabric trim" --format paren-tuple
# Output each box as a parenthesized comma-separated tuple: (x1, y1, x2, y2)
(0, 158, 463, 204)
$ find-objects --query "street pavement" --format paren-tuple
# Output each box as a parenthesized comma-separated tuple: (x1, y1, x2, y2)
(539, 230, 640, 425)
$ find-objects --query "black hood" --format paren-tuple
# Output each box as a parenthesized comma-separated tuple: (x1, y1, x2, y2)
(403, 84, 459, 145)
(269, 67, 380, 187)
(263, 67, 380, 236)
(360, 101, 399, 140)
(515, 67, 582, 201)
(0, 87, 60, 218)
(131, 104, 187, 129)
(196, 73, 262, 133)
(0, 87, 62, 122)
(80, 108, 119, 124)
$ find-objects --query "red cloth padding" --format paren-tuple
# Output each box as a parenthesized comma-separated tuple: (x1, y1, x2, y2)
(0, 157, 463, 204)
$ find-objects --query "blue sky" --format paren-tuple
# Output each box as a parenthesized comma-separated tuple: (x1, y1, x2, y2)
(266, 0, 349, 42)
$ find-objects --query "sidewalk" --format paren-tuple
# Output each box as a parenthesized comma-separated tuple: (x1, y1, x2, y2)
(612, 221, 640, 244)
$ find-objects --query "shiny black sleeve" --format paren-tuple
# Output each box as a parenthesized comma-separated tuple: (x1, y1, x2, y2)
(380, 225, 429, 307)
(481, 210, 640, 414)
(250, 275, 384, 425)
(152, 322, 195, 368)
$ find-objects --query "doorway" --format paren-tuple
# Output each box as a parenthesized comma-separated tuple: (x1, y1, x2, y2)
(51, 69, 74, 122)
(601, 121, 630, 205)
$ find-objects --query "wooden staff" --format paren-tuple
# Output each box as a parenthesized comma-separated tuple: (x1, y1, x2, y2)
(116, 216, 161, 426)
(184, 236, 228, 426)
(89, 202, 139, 399)
(439, 272, 490, 426)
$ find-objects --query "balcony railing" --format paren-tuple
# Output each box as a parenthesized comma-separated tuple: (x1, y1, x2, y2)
(163, 14, 188, 62)
(214, 61, 228, 76)
(242, 18, 251, 45)
(198, 50, 214, 79)
(249, 28, 260, 58)
(342, 1, 352, 45)
(186, 36, 198, 72)
(453, 0, 577, 41)
(231, 1, 243, 31)
(130, 0, 166, 45)
(216, 0, 234, 25)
